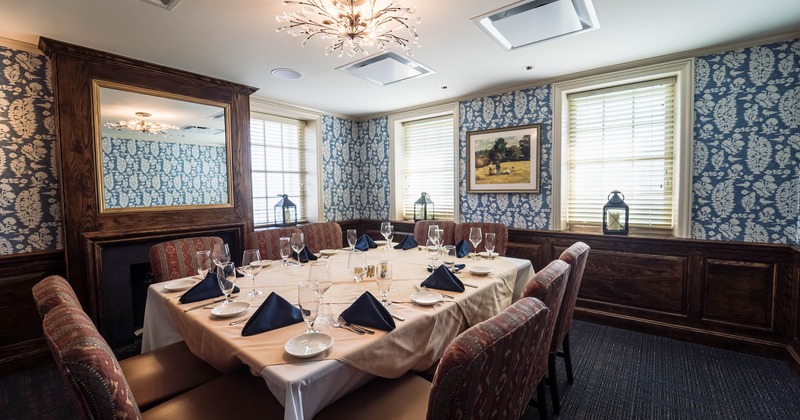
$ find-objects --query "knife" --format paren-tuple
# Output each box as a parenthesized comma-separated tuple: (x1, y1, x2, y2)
(183, 297, 227, 312)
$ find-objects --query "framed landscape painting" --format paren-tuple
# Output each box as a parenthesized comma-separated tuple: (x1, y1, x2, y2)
(467, 124, 540, 193)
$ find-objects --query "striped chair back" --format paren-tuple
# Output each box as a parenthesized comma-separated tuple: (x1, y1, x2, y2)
(413, 220, 456, 246)
(149, 236, 224, 283)
(299, 222, 343, 253)
(246, 227, 302, 261)
(554, 242, 590, 351)
(32, 275, 83, 318)
(454, 222, 509, 255)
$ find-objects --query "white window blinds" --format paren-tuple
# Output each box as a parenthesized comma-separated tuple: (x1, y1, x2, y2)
(401, 115, 455, 220)
(566, 77, 676, 230)
(250, 113, 306, 226)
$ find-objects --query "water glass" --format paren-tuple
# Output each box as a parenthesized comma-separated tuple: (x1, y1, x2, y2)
(211, 242, 231, 268)
(484, 232, 496, 259)
(308, 261, 332, 323)
(279, 237, 291, 267)
(380, 222, 393, 249)
(195, 250, 211, 278)
(425, 238, 441, 268)
(216, 262, 236, 304)
(427, 225, 440, 246)
(442, 245, 456, 269)
(242, 249, 262, 297)
(347, 229, 358, 251)
(376, 261, 392, 306)
(291, 232, 305, 265)
(468, 227, 482, 260)
(348, 249, 367, 284)
(298, 281, 319, 334)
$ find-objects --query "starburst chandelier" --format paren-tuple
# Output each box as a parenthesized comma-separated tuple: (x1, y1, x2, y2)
(104, 112, 178, 136)
(276, 0, 421, 57)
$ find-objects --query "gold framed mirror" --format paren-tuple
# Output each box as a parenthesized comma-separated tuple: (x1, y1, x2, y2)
(93, 80, 233, 212)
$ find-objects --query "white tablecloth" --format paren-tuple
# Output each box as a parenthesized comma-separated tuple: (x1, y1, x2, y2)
(142, 253, 533, 420)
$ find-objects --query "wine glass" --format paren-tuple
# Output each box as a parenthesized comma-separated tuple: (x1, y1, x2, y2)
(347, 229, 358, 251)
(216, 261, 237, 304)
(468, 227, 482, 260)
(425, 238, 441, 269)
(308, 261, 332, 323)
(347, 249, 367, 284)
(376, 260, 392, 306)
(298, 281, 319, 334)
(290, 232, 305, 266)
(195, 250, 211, 279)
(435, 228, 444, 248)
(380, 222, 392, 249)
(241, 249, 262, 298)
(279, 237, 291, 267)
(427, 225, 440, 246)
(484, 232, 496, 260)
(211, 243, 230, 269)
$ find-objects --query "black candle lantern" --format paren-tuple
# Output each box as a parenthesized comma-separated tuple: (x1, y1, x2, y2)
(274, 194, 297, 226)
(413, 192, 434, 222)
(603, 190, 629, 235)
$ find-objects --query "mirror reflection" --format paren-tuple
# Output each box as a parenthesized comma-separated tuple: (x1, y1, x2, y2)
(94, 82, 232, 211)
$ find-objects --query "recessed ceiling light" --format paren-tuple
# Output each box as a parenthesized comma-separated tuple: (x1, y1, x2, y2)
(523, 65, 535, 71)
(271, 68, 302, 80)
(440, 85, 449, 90)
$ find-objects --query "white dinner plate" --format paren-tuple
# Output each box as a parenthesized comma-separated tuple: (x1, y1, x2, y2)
(285, 333, 334, 358)
(319, 249, 338, 256)
(410, 290, 443, 306)
(375, 240, 398, 247)
(469, 266, 493, 276)
(478, 251, 499, 258)
(162, 279, 196, 292)
(210, 301, 250, 318)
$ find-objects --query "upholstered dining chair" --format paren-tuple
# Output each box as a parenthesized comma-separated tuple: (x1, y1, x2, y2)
(32, 274, 83, 317)
(413, 220, 456, 246)
(454, 222, 509, 255)
(149, 236, 223, 283)
(548, 241, 591, 414)
(299, 222, 343, 252)
(315, 297, 553, 420)
(246, 227, 302, 261)
(522, 258, 571, 416)
(33, 275, 284, 419)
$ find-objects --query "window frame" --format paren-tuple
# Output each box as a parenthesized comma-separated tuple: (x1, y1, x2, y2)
(389, 103, 460, 222)
(551, 59, 693, 237)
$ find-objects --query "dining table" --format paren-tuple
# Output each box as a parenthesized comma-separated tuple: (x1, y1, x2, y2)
(141, 244, 534, 420)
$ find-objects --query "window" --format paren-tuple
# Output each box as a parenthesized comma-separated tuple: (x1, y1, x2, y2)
(553, 60, 692, 237)
(390, 103, 459, 221)
(250, 113, 307, 226)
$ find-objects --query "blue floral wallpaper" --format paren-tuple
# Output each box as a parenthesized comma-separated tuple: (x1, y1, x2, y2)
(357, 116, 391, 219)
(101, 137, 229, 208)
(0, 45, 61, 255)
(459, 87, 553, 229)
(692, 39, 800, 244)
(321, 115, 364, 221)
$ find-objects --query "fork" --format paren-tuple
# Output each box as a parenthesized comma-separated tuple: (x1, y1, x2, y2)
(330, 317, 364, 335)
(416, 284, 455, 299)
(338, 316, 375, 335)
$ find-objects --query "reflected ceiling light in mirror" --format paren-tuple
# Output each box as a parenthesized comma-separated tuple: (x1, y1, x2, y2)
(104, 111, 179, 136)
(276, 0, 421, 58)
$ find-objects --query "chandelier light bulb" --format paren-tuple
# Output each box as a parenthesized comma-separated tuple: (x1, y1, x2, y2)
(104, 111, 178, 137)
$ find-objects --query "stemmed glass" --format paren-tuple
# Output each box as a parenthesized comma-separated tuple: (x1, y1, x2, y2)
(376, 261, 392, 306)
(216, 261, 237, 305)
(297, 281, 319, 334)
(241, 249, 262, 297)
(427, 225, 440, 246)
(435, 228, 444, 249)
(347, 229, 358, 251)
(290, 232, 305, 266)
(425, 238, 441, 269)
(195, 250, 211, 279)
(279, 237, 291, 267)
(484, 232, 496, 259)
(469, 227, 482, 260)
(211, 242, 231, 270)
(308, 261, 332, 323)
(380, 222, 393, 249)
(347, 249, 367, 285)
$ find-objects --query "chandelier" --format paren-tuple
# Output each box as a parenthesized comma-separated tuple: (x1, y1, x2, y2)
(276, 0, 421, 57)
(104, 112, 178, 136)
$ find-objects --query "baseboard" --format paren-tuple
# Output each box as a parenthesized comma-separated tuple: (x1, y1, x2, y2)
(787, 340, 800, 379)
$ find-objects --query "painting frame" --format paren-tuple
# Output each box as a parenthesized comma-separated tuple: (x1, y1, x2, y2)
(467, 124, 541, 193)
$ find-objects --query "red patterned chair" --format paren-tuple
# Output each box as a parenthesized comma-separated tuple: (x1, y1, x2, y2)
(454, 222, 509, 255)
(548, 241, 590, 414)
(315, 297, 552, 420)
(31, 274, 83, 317)
(522, 258, 571, 417)
(413, 220, 456, 246)
(34, 276, 283, 419)
(246, 227, 302, 261)
(149, 236, 223, 283)
(299, 222, 343, 252)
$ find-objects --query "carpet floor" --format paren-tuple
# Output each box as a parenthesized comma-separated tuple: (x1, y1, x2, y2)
(2, 320, 799, 419)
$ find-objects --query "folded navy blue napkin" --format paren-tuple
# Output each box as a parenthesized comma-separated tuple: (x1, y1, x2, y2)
(421, 265, 465, 293)
(290, 247, 318, 263)
(241, 292, 304, 336)
(354, 234, 377, 251)
(427, 264, 465, 273)
(340, 292, 396, 331)
(179, 272, 240, 304)
(455, 239, 471, 258)
(393, 234, 418, 250)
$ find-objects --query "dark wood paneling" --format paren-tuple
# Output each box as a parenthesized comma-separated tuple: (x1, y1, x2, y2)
(703, 259, 775, 329)
(0, 251, 65, 375)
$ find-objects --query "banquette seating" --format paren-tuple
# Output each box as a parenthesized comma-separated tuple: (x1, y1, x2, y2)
(454, 222, 509, 255)
(148, 236, 224, 283)
(413, 220, 457, 246)
(299, 222, 343, 252)
(246, 227, 302, 261)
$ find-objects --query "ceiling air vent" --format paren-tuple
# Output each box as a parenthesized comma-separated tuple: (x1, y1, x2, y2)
(338, 52, 434, 86)
(473, 0, 599, 50)
(138, 0, 182, 10)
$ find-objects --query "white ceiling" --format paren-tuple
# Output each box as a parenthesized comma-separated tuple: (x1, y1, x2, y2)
(1, 0, 799, 119)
